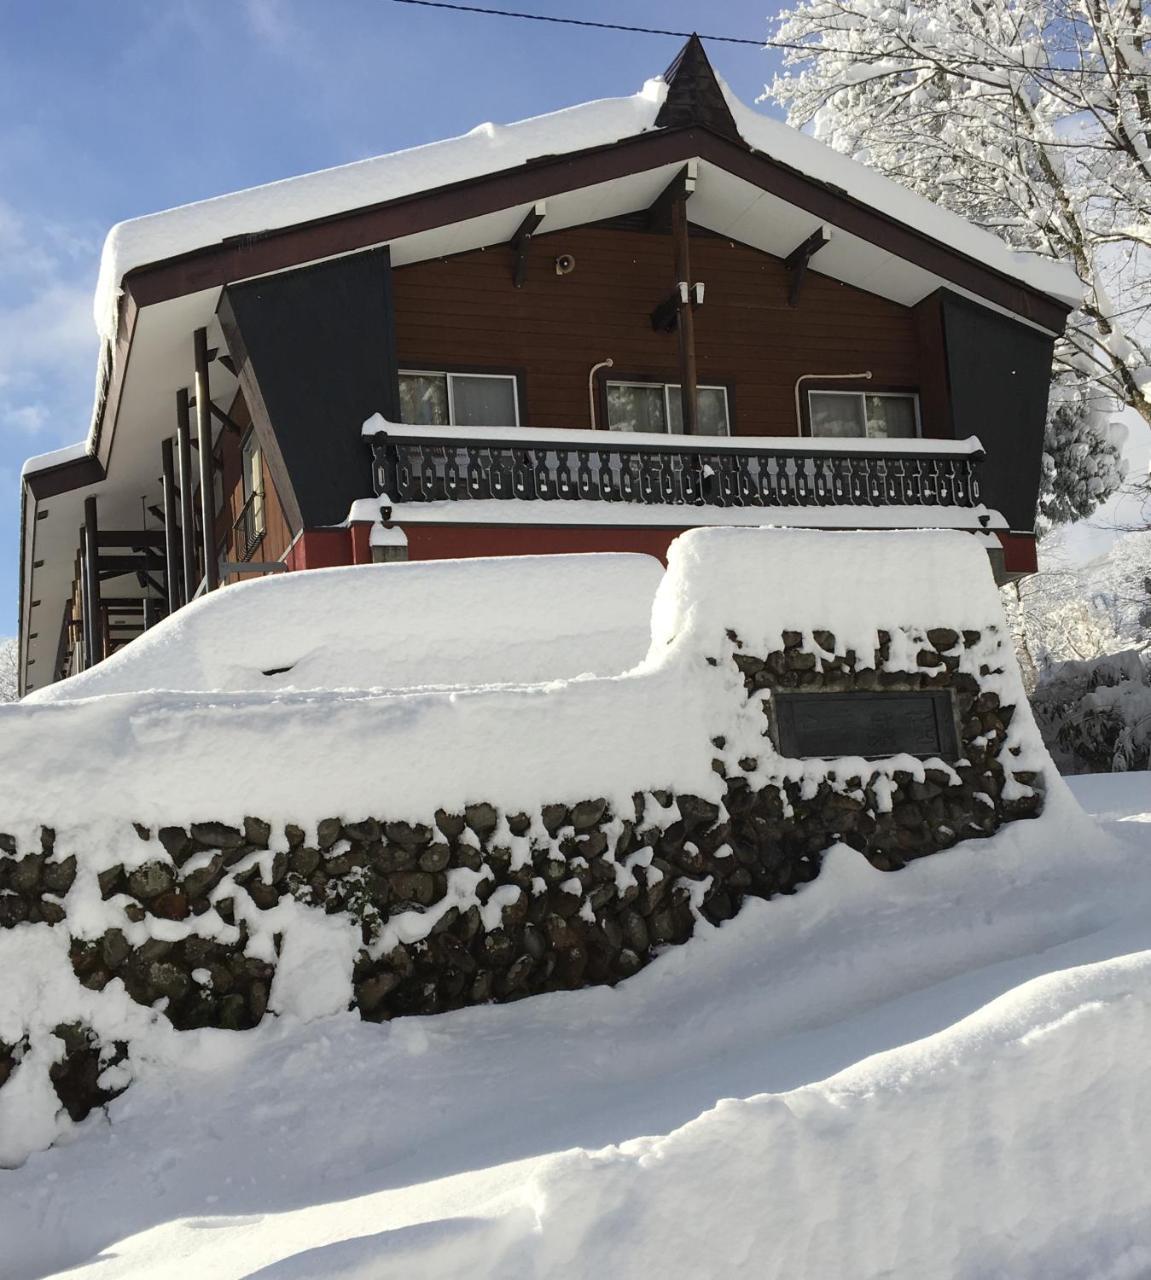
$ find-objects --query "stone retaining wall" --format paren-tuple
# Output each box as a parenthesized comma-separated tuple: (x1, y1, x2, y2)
(0, 624, 1043, 1125)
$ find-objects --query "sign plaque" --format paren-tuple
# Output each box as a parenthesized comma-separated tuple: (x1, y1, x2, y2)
(773, 690, 960, 760)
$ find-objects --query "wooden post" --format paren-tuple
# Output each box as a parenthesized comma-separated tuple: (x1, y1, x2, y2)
(670, 188, 699, 435)
(143, 596, 159, 631)
(78, 528, 91, 671)
(161, 437, 183, 613)
(176, 389, 198, 597)
(83, 496, 103, 666)
(194, 327, 219, 593)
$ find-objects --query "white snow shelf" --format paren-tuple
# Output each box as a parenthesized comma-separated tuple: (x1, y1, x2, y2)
(347, 498, 1007, 532)
(361, 415, 987, 456)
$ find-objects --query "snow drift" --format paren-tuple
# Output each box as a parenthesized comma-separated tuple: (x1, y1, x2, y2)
(27, 552, 662, 702)
(2, 529, 1140, 1280)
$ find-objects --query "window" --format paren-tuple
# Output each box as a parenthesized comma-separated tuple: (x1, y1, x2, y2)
(398, 371, 519, 428)
(241, 432, 265, 539)
(606, 382, 730, 436)
(807, 390, 920, 440)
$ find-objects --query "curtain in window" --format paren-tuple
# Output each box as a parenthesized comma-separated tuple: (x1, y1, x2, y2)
(808, 392, 867, 437)
(667, 386, 729, 436)
(865, 394, 917, 438)
(451, 375, 517, 427)
(398, 374, 449, 426)
(607, 384, 667, 433)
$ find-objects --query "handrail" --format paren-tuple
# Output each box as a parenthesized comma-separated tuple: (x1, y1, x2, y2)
(231, 488, 265, 561)
(366, 427, 986, 513)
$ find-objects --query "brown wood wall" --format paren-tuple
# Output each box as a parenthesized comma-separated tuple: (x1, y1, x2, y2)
(392, 224, 939, 437)
(215, 391, 297, 577)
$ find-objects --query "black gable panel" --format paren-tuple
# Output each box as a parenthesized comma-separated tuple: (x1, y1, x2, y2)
(940, 292, 1055, 534)
(219, 247, 399, 528)
(654, 34, 741, 141)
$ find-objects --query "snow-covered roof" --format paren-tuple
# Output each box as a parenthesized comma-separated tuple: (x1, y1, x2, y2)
(20, 440, 92, 479)
(92, 68, 1080, 343)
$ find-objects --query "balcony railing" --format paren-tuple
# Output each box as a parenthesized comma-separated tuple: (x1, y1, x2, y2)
(231, 489, 265, 561)
(366, 424, 986, 515)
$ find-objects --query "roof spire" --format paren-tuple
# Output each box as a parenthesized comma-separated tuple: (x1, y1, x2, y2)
(654, 33, 741, 142)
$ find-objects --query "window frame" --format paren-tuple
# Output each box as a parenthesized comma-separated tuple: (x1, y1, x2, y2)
(801, 385, 922, 441)
(601, 373, 734, 437)
(398, 366, 523, 428)
(239, 428, 266, 541)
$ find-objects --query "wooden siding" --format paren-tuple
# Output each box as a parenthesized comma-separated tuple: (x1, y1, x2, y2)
(392, 224, 936, 438)
(214, 390, 297, 579)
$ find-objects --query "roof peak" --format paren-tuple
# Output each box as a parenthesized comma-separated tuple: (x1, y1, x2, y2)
(654, 34, 741, 142)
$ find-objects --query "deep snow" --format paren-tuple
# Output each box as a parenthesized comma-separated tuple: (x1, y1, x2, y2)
(2, 531, 1146, 1277)
(26, 553, 661, 701)
(1, 774, 1148, 1279)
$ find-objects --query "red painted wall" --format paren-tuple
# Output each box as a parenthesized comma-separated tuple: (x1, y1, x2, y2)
(283, 521, 1037, 579)
(402, 523, 683, 564)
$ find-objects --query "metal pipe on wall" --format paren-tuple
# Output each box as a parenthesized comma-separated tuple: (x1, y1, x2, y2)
(793, 371, 872, 433)
(587, 358, 614, 430)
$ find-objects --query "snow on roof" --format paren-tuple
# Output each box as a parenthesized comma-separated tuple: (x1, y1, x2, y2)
(20, 439, 92, 478)
(91, 67, 1080, 343)
(93, 81, 668, 341)
(718, 81, 1083, 309)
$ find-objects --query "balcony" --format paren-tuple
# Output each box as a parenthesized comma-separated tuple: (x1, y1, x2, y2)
(364, 423, 989, 524)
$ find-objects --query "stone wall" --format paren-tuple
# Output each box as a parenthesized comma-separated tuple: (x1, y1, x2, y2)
(0, 623, 1043, 1128)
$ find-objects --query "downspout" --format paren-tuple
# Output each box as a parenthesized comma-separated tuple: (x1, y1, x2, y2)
(588, 358, 614, 430)
(794, 371, 872, 433)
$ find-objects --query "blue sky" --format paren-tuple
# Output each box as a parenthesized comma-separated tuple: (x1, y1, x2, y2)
(0, 0, 786, 636)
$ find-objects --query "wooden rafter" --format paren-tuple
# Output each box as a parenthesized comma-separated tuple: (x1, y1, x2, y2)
(509, 201, 546, 288)
(646, 161, 697, 234)
(785, 225, 832, 308)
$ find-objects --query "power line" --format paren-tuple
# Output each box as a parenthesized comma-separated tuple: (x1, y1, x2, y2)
(387, 0, 1151, 80)
(387, 1, 763, 45)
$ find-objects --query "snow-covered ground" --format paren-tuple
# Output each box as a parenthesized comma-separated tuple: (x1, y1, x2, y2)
(1, 770, 1148, 1280)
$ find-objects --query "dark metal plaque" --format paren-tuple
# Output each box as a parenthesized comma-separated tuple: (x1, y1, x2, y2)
(773, 690, 960, 760)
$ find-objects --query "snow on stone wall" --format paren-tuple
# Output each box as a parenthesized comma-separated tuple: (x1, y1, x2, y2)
(0, 529, 1064, 1166)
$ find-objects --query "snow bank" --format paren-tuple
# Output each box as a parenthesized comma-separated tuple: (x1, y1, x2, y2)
(0, 527, 1079, 1175)
(651, 525, 1004, 657)
(481, 948, 1151, 1280)
(0, 780, 1134, 1279)
(28, 553, 662, 702)
(1, 529, 1034, 833)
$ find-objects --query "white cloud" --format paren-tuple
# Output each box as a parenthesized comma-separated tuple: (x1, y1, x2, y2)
(245, 0, 302, 51)
(0, 198, 99, 450)
(0, 403, 48, 436)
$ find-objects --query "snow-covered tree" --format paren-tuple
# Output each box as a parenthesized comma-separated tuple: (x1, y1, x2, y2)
(0, 639, 17, 704)
(1039, 380, 1128, 527)
(768, 0, 1151, 518)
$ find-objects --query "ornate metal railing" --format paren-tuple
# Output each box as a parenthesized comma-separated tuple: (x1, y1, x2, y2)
(366, 427, 984, 512)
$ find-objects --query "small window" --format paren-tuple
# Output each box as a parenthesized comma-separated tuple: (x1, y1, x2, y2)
(606, 382, 730, 436)
(241, 432, 265, 539)
(808, 390, 919, 440)
(398, 371, 519, 428)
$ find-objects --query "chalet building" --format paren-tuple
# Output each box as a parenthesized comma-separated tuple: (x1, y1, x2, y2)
(16, 37, 1080, 696)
